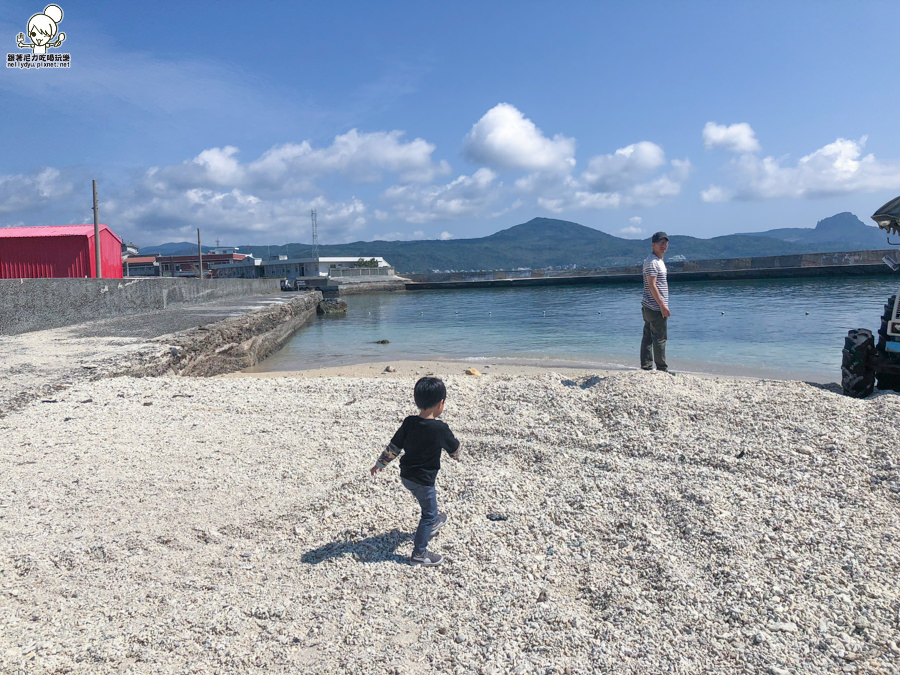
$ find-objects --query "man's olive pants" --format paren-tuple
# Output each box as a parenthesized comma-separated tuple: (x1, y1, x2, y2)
(640, 306, 668, 372)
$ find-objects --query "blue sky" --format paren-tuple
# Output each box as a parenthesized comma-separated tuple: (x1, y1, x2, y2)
(2, 1, 900, 248)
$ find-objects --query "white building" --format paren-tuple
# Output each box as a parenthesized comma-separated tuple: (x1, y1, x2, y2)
(212, 255, 394, 280)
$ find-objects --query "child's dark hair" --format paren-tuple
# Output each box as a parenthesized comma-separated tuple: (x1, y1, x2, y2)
(414, 376, 446, 410)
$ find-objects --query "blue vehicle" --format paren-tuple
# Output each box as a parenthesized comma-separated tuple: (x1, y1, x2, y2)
(842, 197, 900, 397)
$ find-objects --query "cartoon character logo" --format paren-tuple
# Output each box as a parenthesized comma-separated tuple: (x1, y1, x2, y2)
(17, 4, 65, 55)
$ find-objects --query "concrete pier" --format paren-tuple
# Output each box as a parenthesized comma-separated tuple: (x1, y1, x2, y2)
(405, 249, 900, 290)
(0, 277, 281, 335)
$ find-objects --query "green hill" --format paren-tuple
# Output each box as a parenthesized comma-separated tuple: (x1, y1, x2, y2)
(141, 214, 891, 274)
(297, 218, 815, 273)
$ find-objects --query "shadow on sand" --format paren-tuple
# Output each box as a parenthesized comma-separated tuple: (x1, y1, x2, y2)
(301, 528, 413, 565)
(805, 381, 842, 395)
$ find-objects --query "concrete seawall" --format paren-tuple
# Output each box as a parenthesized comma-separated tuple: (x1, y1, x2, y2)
(0, 277, 281, 335)
(405, 249, 900, 289)
(144, 291, 323, 377)
(0, 292, 323, 416)
(301, 277, 408, 297)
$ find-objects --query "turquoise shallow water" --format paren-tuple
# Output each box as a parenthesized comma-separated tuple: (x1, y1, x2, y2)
(243, 276, 900, 383)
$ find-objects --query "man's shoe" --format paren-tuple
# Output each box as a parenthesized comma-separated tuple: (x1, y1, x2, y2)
(410, 549, 443, 566)
(431, 512, 448, 535)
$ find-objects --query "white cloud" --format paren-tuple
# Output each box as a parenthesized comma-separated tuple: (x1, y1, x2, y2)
(618, 216, 645, 238)
(105, 182, 368, 245)
(251, 129, 450, 185)
(513, 171, 571, 195)
(531, 144, 691, 212)
(193, 146, 245, 185)
(147, 130, 450, 198)
(704, 135, 900, 201)
(0, 167, 75, 216)
(700, 185, 733, 203)
(703, 122, 761, 154)
(439, 231, 453, 240)
(464, 103, 575, 173)
(86, 129, 459, 243)
(630, 158, 692, 202)
(538, 191, 621, 212)
(383, 168, 501, 224)
(582, 142, 666, 192)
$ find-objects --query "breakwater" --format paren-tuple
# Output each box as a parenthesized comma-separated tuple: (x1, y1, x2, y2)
(303, 277, 407, 297)
(404, 249, 898, 289)
(145, 291, 323, 377)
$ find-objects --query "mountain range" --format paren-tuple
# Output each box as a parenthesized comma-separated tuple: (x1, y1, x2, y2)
(140, 212, 894, 274)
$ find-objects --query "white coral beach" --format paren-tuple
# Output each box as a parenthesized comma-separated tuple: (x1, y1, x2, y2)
(2, 364, 899, 673)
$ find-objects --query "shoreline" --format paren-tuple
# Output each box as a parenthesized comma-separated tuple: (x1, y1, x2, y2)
(233, 355, 836, 385)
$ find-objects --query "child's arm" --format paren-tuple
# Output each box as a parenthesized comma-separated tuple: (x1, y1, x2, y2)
(449, 442, 462, 461)
(370, 442, 401, 476)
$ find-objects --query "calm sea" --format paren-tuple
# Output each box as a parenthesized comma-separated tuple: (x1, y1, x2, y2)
(243, 276, 900, 383)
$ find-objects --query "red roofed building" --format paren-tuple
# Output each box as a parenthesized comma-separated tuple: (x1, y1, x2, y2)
(154, 252, 249, 278)
(122, 255, 159, 277)
(0, 224, 124, 279)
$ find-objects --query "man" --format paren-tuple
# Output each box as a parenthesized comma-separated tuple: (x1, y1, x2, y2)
(641, 231, 670, 372)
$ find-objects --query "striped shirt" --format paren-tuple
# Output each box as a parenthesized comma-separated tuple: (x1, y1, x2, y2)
(641, 253, 668, 311)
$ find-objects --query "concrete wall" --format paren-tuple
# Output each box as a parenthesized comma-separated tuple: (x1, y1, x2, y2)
(405, 249, 899, 286)
(0, 277, 281, 335)
(299, 277, 407, 299)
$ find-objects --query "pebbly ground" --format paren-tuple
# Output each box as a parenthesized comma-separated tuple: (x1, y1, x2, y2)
(1, 369, 899, 674)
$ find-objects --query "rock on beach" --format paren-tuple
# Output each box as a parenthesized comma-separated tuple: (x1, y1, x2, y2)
(1, 368, 899, 674)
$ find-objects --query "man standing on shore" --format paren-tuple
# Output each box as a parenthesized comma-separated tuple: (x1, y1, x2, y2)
(641, 231, 670, 372)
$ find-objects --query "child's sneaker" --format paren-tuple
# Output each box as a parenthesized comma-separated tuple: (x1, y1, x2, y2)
(431, 511, 448, 535)
(410, 549, 443, 566)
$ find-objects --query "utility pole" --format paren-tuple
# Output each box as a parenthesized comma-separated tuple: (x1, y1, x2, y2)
(92, 180, 101, 279)
(311, 209, 319, 259)
(197, 228, 203, 278)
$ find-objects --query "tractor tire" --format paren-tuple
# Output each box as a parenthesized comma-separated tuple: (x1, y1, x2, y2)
(842, 329, 875, 398)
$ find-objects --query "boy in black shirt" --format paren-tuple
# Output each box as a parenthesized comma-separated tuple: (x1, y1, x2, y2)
(370, 377, 461, 566)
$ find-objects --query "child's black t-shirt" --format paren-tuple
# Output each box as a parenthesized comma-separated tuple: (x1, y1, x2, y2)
(391, 415, 460, 487)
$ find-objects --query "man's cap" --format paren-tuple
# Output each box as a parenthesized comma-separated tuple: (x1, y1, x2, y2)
(651, 231, 669, 243)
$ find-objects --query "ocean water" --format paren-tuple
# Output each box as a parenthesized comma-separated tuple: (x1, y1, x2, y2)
(243, 276, 900, 383)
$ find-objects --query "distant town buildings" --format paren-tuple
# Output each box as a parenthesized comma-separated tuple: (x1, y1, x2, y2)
(118, 248, 395, 281)
(153, 252, 250, 278)
(212, 255, 392, 280)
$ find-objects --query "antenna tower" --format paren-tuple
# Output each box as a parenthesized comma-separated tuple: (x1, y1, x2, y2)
(310, 209, 319, 259)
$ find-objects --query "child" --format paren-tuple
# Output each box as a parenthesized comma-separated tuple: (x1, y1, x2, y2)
(370, 377, 461, 566)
